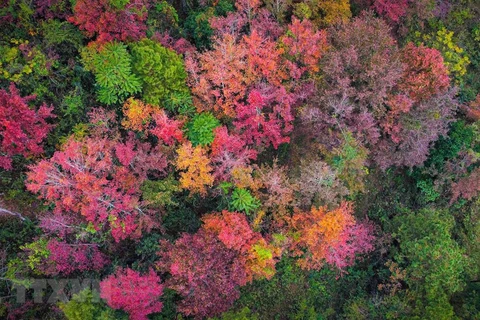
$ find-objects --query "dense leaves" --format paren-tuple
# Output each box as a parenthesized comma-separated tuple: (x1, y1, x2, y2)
(2, 0, 480, 319)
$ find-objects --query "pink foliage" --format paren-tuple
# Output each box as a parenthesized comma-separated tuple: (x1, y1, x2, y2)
(451, 167, 480, 203)
(234, 88, 294, 149)
(281, 17, 328, 77)
(373, 0, 409, 23)
(153, 32, 196, 55)
(0, 84, 54, 170)
(26, 114, 167, 242)
(202, 210, 258, 252)
(100, 268, 164, 320)
(211, 126, 257, 181)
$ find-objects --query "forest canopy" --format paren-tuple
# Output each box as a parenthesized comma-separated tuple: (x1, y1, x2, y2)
(0, 0, 479, 319)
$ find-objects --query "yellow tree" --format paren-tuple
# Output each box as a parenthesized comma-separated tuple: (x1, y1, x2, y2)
(175, 142, 214, 195)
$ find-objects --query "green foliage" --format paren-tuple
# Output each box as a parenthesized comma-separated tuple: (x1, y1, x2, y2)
(229, 188, 260, 215)
(133, 232, 162, 271)
(164, 91, 196, 115)
(141, 176, 181, 208)
(147, 1, 180, 35)
(59, 289, 127, 320)
(130, 39, 189, 106)
(328, 131, 368, 194)
(184, 9, 215, 50)
(108, 0, 129, 10)
(416, 179, 440, 203)
(393, 208, 469, 317)
(41, 20, 84, 49)
(20, 238, 49, 274)
(212, 307, 259, 320)
(0, 39, 50, 83)
(81, 42, 141, 105)
(162, 203, 202, 236)
(187, 112, 220, 146)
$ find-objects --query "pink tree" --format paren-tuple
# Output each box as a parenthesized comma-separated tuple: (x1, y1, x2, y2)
(26, 111, 167, 242)
(100, 268, 164, 320)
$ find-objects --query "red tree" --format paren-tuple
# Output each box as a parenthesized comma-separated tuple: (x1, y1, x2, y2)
(69, 0, 148, 43)
(0, 84, 54, 170)
(158, 230, 247, 319)
(399, 43, 450, 102)
(100, 267, 164, 320)
(45, 239, 109, 276)
(159, 211, 280, 318)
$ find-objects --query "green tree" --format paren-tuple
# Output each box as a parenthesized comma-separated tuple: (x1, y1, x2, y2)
(81, 41, 141, 105)
(130, 39, 189, 106)
(187, 112, 220, 146)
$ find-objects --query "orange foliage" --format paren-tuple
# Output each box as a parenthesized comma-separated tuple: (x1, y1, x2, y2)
(175, 142, 214, 195)
(122, 98, 155, 132)
(289, 202, 373, 271)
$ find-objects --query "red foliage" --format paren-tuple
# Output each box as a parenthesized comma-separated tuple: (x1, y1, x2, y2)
(45, 239, 108, 276)
(451, 167, 480, 203)
(0, 84, 54, 170)
(202, 210, 258, 253)
(100, 268, 164, 320)
(68, 0, 148, 43)
(158, 230, 247, 319)
(399, 43, 450, 102)
(233, 88, 294, 149)
(289, 202, 374, 272)
(373, 0, 409, 23)
(203, 211, 281, 281)
(26, 114, 167, 242)
(159, 211, 280, 318)
(186, 17, 327, 151)
(280, 17, 328, 77)
(149, 110, 184, 145)
(464, 95, 480, 121)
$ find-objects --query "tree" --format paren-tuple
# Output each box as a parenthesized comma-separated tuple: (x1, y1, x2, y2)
(373, 0, 409, 23)
(122, 98, 184, 145)
(294, 160, 348, 209)
(158, 229, 247, 318)
(210, 126, 257, 181)
(100, 267, 164, 320)
(175, 142, 214, 195)
(26, 110, 168, 241)
(202, 210, 281, 281)
(399, 43, 450, 102)
(69, 0, 148, 43)
(280, 17, 328, 78)
(186, 112, 220, 146)
(288, 202, 374, 271)
(0, 84, 54, 170)
(392, 208, 469, 318)
(292, 0, 351, 27)
(159, 210, 280, 318)
(81, 42, 141, 105)
(60, 289, 126, 320)
(130, 39, 189, 105)
(45, 239, 108, 275)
